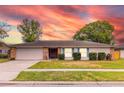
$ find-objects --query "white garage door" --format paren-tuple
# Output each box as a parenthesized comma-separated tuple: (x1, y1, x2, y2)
(16, 48, 43, 60)
(120, 50, 124, 58)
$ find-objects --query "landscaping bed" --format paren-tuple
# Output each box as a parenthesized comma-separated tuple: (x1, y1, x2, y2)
(29, 59, 124, 69)
(15, 71, 124, 81)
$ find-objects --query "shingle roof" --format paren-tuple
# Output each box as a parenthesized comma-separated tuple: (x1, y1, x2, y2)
(115, 44, 124, 49)
(0, 41, 9, 48)
(11, 40, 113, 48)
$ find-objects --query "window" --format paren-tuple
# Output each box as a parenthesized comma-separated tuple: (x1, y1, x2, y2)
(79, 48, 87, 57)
(65, 48, 72, 57)
(60, 48, 64, 54)
(73, 48, 79, 53)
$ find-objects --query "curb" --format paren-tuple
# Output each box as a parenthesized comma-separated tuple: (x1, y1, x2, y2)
(1, 81, 124, 84)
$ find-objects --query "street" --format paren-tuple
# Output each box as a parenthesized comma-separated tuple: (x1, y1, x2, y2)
(1, 82, 124, 87)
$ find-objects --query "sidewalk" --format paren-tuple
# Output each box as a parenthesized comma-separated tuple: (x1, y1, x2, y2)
(24, 69, 124, 72)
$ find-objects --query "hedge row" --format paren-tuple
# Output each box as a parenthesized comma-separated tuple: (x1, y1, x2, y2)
(0, 54, 8, 58)
(89, 52, 111, 60)
(58, 54, 65, 60)
(58, 53, 81, 60)
(73, 53, 81, 60)
(58, 52, 111, 61)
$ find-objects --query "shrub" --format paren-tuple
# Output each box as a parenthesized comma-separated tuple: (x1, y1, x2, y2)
(10, 58, 15, 60)
(0, 54, 8, 58)
(89, 52, 97, 60)
(106, 53, 112, 60)
(58, 54, 64, 60)
(73, 52, 81, 60)
(98, 52, 106, 60)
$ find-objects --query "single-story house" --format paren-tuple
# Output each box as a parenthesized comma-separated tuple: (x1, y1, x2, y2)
(10, 40, 114, 60)
(0, 41, 9, 54)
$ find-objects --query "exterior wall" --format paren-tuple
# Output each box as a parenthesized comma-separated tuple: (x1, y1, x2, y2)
(0, 45, 9, 54)
(61, 48, 89, 60)
(110, 48, 119, 60)
(89, 48, 110, 54)
(112, 50, 120, 60)
(10, 48, 16, 59)
(43, 48, 49, 60)
(58, 48, 61, 55)
(61, 47, 111, 60)
(120, 50, 124, 58)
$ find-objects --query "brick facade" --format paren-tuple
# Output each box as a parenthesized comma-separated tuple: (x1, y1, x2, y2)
(43, 48, 49, 60)
(10, 48, 16, 59)
(58, 48, 60, 54)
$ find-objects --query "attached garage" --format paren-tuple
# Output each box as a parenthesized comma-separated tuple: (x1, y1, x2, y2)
(16, 48, 43, 60)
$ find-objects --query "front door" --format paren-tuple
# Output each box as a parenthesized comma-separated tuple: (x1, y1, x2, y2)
(49, 48, 58, 59)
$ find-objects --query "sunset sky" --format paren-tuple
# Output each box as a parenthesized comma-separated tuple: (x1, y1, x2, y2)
(0, 5, 124, 44)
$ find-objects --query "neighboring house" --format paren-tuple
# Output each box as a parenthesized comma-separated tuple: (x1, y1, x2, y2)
(10, 40, 114, 60)
(115, 44, 124, 59)
(0, 41, 9, 54)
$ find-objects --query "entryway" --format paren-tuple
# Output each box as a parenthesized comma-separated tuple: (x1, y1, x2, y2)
(49, 48, 58, 59)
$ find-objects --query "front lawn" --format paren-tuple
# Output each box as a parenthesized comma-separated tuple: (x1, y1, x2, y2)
(30, 59, 124, 69)
(0, 59, 9, 63)
(15, 71, 124, 81)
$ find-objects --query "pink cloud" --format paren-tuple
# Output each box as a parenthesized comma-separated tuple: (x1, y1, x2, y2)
(0, 5, 124, 44)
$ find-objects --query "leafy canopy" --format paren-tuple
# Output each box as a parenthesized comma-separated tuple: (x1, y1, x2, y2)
(0, 22, 11, 39)
(18, 19, 41, 42)
(73, 20, 114, 44)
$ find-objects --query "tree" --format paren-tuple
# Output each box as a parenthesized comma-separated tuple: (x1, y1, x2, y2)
(0, 22, 11, 39)
(73, 20, 114, 44)
(17, 18, 41, 42)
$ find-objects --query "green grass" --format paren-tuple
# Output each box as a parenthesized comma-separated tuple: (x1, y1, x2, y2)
(15, 71, 124, 81)
(0, 59, 9, 63)
(30, 59, 124, 69)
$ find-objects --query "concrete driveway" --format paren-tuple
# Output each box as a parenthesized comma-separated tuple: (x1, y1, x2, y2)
(0, 60, 39, 81)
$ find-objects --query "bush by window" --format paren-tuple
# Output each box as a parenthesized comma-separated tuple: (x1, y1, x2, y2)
(98, 52, 106, 60)
(60, 48, 64, 54)
(58, 54, 65, 60)
(73, 52, 81, 60)
(89, 52, 97, 60)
